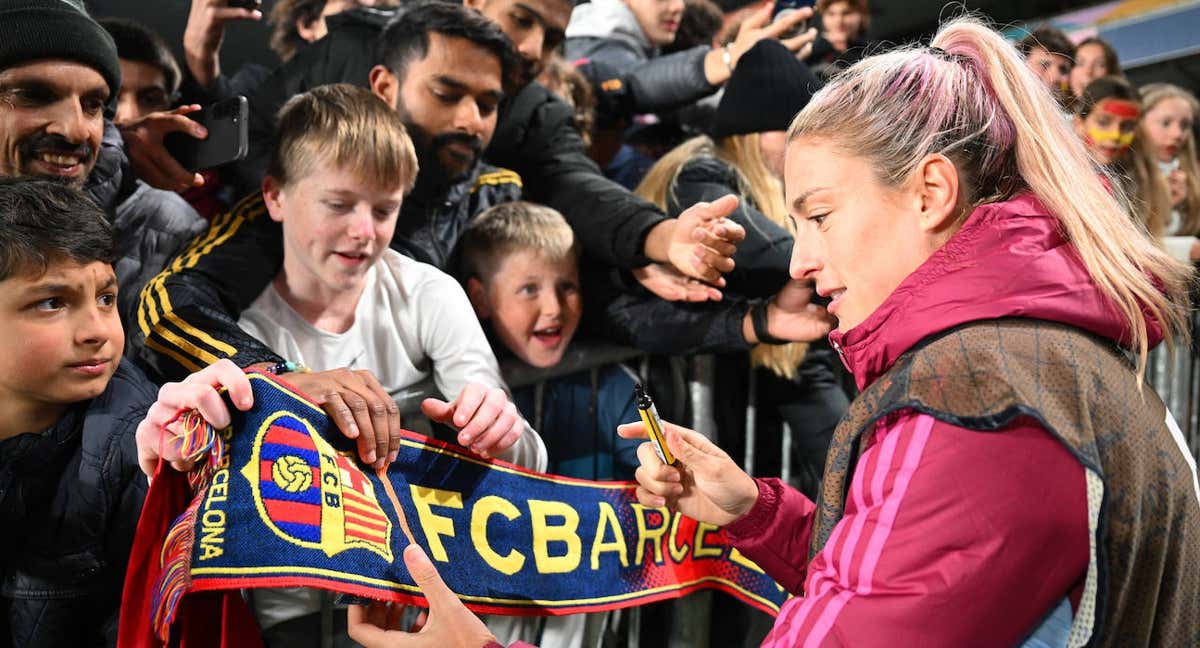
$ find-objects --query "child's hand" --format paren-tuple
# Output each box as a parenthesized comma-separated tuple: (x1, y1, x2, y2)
(135, 359, 253, 477)
(420, 383, 524, 458)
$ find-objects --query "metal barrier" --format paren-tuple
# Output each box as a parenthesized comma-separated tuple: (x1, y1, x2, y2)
(1147, 332, 1200, 464)
(381, 331, 1200, 648)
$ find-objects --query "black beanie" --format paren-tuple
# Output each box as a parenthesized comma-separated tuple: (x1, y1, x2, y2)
(0, 0, 121, 97)
(712, 40, 822, 139)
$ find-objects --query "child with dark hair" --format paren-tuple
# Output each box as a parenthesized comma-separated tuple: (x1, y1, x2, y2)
(1019, 25, 1074, 105)
(0, 177, 233, 646)
(98, 17, 182, 124)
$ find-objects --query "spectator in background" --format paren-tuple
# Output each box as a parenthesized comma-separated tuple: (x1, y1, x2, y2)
(1069, 36, 1120, 103)
(99, 17, 232, 220)
(536, 54, 597, 148)
(809, 0, 871, 78)
(462, 201, 642, 647)
(564, 0, 816, 120)
(463, 201, 641, 481)
(1074, 76, 1172, 236)
(97, 18, 180, 124)
(1140, 83, 1200, 243)
(1019, 26, 1074, 106)
(635, 40, 844, 497)
(269, 0, 400, 63)
(662, 0, 725, 54)
(0, 0, 204, 322)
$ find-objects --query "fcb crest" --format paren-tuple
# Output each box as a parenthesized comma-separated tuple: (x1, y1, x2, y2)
(241, 411, 394, 562)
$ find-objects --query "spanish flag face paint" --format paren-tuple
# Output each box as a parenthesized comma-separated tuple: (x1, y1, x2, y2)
(1079, 98, 1142, 165)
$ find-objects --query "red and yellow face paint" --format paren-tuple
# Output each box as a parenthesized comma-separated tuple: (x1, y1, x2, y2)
(1080, 98, 1141, 164)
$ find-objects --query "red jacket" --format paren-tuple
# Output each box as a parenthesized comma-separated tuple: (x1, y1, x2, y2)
(724, 194, 1146, 646)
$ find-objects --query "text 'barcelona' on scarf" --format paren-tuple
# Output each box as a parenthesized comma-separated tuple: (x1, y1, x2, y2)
(135, 371, 788, 642)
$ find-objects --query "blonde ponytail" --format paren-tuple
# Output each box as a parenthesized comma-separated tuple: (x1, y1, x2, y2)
(788, 16, 1191, 378)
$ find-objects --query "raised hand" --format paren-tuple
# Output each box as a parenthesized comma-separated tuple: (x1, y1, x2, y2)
(118, 105, 207, 193)
(632, 262, 724, 302)
(184, 0, 263, 88)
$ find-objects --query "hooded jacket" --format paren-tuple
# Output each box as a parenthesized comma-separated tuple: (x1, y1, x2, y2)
(0, 360, 156, 647)
(84, 122, 207, 323)
(724, 194, 1200, 646)
(564, 0, 716, 116)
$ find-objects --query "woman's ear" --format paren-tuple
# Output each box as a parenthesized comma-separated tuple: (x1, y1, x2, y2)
(915, 153, 961, 235)
(466, 277, 491, 319)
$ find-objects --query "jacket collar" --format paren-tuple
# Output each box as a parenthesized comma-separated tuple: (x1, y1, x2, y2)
(828, 193, 1158, 389)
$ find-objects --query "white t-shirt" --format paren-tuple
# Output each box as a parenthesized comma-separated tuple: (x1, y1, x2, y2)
(238, 249, 547, 471)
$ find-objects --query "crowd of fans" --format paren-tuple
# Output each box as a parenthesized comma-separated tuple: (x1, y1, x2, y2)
(0, 0, 1198, 646)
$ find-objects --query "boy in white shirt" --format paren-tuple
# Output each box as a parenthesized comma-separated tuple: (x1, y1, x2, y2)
(233, 83, 547, 641)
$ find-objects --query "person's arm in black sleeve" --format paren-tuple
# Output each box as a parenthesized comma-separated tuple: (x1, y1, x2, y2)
(129, 194, 284, 382)
(228, 11, 382, 196)
(668, 161, 792, 297)
(487, 83, 667, 269)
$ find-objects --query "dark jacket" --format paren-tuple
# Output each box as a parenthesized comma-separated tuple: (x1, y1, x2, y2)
(0, 360, 155, 647)
(130, 163, 522, 381)
(512, 365, 642, 480)
(85, 122, 207, 323)
(563, 0, 716, 116)
(231, 7, 665, 270)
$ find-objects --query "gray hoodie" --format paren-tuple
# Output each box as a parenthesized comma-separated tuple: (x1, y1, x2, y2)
(565, 0, 716, 115)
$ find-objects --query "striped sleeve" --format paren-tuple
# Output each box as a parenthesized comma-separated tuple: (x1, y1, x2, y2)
(760, 413, 1088, 648)
(129, 192, 284, 380)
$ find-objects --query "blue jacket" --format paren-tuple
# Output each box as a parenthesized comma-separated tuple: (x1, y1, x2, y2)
(512, 365, 642, 480)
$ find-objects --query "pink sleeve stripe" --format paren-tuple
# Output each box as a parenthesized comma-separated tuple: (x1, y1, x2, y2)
(761, 414, 935, 648)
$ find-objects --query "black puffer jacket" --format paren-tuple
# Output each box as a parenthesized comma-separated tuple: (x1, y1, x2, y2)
(564, 0, 716, 116)
(130, 163, 521, 381)
(0, 360, 155, 647)
(230, 7, 665, 270)
(84, 122, 207, 323)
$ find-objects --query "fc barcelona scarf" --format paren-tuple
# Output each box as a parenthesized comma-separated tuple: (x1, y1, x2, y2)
(128, 372, 788, 642)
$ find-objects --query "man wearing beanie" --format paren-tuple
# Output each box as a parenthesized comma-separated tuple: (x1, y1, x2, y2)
(0, 0, 204, 322)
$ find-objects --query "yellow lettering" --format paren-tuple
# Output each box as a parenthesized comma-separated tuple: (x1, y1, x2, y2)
(529, 499, 581, 574)
(729, 547, 766, 574)
(471, 496, 525, 576)
(694, 522, 723, 558)
(631, 504, 669, 565)
(590, 502, 628, 570)
(199, 543, 224, 560)
(208, 470, 229, 502)
(409, 485, 463, 562)
(667, 512, 690, 562)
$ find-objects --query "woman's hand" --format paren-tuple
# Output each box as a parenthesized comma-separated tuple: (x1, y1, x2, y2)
(347, 545, 496, 648)
(135, 359, 253, 477)
(617, 420, 759, 527)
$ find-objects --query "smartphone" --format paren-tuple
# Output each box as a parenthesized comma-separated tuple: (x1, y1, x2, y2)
(165, 96, 249, 172)
(772, 0, 816, 33)
(226, 0, 262, 9)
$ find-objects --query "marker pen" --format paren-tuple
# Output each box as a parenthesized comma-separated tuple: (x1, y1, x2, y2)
(635, 383, 676, 466)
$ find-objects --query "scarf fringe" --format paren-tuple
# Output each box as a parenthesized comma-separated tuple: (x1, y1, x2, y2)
(150, 410, 225, 641)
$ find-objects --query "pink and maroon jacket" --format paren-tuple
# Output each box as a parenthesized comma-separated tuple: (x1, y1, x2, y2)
(723, 194, 1154, 647)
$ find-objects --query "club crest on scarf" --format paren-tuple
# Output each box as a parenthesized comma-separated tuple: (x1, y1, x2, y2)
(244, 411, 393, 562)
